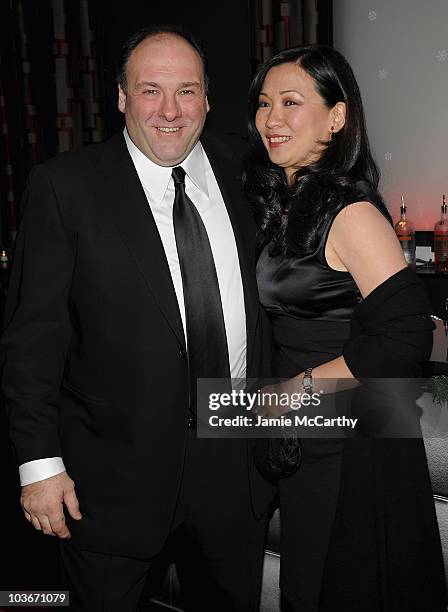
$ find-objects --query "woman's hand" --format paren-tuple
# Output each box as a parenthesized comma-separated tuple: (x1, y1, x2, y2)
(256, 373, 360, 418)
(256, 376, 302, 417)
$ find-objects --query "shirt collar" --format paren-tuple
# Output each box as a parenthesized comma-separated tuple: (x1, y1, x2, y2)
(123, 128, 209, 205)
(181, 139, 209, 198)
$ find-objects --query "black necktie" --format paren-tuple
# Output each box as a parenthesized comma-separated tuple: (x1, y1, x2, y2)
(172, 166, 231, 406)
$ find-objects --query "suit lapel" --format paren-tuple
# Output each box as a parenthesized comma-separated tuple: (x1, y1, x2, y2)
(96, 134, 186, 349)
(201, 135, 260, 374)
(94, 133, 259, 367)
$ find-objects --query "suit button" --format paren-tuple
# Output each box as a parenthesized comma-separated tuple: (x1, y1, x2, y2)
(179, 348, 186, 359)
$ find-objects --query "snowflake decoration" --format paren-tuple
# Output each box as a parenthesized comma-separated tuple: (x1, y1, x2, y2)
(378, 68, 388, 79)
(384, 152, 392, 160)
(436, 49, 448, 62)
(368, 11, 377, 21)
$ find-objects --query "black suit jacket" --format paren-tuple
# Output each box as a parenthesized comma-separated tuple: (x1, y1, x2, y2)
(2, 131, 274, 557)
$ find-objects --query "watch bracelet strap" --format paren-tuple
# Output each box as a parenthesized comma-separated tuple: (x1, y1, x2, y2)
(302, 367, 313, 392)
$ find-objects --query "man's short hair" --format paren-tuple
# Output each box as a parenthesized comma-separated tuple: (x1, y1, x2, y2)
(116, 25, 210, 94)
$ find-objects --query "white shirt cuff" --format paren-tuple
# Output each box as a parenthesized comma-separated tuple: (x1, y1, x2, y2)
(19, 457, 66, 486)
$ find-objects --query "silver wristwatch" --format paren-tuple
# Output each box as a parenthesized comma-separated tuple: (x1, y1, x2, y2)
(302, 367, 313, 393)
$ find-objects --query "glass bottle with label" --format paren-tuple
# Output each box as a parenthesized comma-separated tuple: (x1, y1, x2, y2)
(394, 196, 416, 267)
(434, 194, 448, 272)
(0, 249, 9, 270)
(0, 248, 10, 295)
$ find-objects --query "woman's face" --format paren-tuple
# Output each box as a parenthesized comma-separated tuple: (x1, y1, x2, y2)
(255, 62, 335, 182)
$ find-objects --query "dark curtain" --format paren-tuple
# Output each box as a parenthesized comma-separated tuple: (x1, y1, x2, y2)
(0, 0, 333, 249)
(251, 0, 332, 65)
(0, 0, 105, 247)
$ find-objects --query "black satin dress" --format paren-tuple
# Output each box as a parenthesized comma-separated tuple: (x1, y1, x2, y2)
(257, 215, 361, 377)
(256, 200, 446, 612)
(257, 203, 360, 611)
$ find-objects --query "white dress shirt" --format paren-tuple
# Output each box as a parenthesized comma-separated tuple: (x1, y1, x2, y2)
(19, 129, 247, 486)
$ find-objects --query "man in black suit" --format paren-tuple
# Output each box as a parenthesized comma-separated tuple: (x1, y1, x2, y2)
(2, 26, 272, 611)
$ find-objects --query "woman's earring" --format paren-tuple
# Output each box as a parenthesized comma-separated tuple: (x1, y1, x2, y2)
(330, 126, 334, 142)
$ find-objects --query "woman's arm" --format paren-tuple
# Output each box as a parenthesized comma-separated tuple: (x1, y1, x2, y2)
(260, 201, 432, 412)
(325, 201, 406, 299)
(282, 202, 407, 394)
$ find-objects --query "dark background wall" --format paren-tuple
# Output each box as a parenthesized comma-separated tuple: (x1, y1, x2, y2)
(0, 0, 332, 247)
(95, 0, 253, 137)
(0, 0, 254, 247)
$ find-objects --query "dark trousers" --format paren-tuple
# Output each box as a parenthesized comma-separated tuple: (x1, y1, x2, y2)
(60, 434, 268, 611)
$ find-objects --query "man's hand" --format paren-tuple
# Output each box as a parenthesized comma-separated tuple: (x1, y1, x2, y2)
(20, 471, 82, 538)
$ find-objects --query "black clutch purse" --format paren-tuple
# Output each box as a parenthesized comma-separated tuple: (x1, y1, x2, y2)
(253, 416, 301, 483)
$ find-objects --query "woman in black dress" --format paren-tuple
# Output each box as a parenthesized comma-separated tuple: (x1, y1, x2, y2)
(243, 46, 446, 611)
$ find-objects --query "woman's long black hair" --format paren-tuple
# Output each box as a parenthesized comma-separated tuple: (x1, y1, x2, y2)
(243, 45, 388, 256)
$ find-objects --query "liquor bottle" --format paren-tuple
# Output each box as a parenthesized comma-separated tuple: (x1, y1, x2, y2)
(0, 249, 9, 270)
(434, 194, 448, 272)
(394, 196, 416, 267)
(0, 248, 9, 294)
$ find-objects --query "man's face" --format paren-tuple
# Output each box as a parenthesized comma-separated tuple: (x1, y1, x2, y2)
(118, 34, 210, 167)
